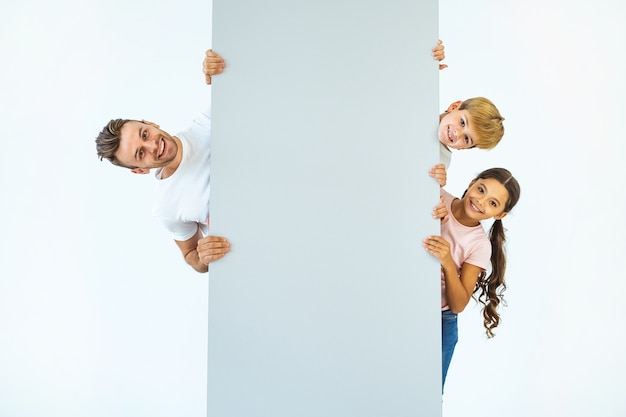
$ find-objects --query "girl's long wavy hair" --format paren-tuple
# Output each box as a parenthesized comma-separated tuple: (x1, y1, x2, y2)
(466, 168, 520, 338)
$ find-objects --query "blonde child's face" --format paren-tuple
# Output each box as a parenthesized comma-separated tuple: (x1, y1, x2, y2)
(438, 108, 477, 150)
(462, 178, 509, 222)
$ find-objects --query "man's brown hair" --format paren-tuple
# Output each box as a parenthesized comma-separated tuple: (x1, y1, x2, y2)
(95, 118, 137, 168)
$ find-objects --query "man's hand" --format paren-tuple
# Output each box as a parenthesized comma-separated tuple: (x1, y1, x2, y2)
(197, 235, 231, 266)
(175, 228, 230, 273)
(203, 49, 226, 85)
(432, 40, 448, 70)
(429, 163, 447, 187)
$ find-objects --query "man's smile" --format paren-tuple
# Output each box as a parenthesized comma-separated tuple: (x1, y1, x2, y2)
(158, 137, 166, 158)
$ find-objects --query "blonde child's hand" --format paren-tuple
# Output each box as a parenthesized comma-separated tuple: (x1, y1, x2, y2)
(429, 163, 447, 187)
(203, 49, 226, 85)
(423, 235, 452, 264)
(432, 40, 448, 70)
(433, 196, 449, 224)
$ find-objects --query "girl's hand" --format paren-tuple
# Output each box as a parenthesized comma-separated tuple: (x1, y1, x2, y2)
(433, 196, 449, 224)
(423, 235, 453, 265)
(429, 164, 447, 187)
(432, 40, 448, 70)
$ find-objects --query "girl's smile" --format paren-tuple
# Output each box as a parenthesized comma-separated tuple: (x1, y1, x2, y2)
(468, 198, 484, 215)
(453, 178, 510, 226)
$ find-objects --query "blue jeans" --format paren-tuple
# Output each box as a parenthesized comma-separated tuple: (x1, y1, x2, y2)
(441, 309, 458, 391)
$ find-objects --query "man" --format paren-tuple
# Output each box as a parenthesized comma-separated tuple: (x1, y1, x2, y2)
(95, 50, 230, 273)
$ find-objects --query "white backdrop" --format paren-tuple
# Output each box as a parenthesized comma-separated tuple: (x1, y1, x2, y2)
(0, 1, 214, 416)
(0, 1, 625, 416)
(439, 1, 626, 416)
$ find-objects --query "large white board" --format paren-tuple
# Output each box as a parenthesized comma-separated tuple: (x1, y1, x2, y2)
(210, 1, 441, 415)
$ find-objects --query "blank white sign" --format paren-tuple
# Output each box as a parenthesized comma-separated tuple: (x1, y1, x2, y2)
(209, 1, 441, 415)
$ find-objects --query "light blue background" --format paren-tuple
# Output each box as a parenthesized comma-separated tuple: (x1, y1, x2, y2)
(208, 0, 441, 415)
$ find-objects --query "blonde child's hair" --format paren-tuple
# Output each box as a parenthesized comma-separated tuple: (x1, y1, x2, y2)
(459, 97, 505, 149)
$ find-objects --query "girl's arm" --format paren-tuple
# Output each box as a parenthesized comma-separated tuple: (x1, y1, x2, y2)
(423, 236, 482, 313)
(444, 262, 482, 314)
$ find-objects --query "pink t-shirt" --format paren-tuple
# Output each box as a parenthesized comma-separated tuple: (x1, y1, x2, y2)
(440, 188, 491, 311)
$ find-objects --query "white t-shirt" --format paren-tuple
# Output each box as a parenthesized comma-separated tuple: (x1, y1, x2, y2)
(440, 188, 491, 311)
(153, 110, 212, 241)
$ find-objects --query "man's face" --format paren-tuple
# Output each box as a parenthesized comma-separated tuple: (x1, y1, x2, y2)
(438, 109, 477, 150)
(114, 121, 179, 170)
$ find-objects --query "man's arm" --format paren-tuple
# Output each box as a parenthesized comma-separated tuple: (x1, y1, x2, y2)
(172, 48, 231, 273)
(175, 227, 231, 273)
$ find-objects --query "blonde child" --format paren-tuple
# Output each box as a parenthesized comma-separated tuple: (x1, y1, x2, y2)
(438, 97, 505, 167)
(430, 41, 505, 167)
(424, 167, 521, 390)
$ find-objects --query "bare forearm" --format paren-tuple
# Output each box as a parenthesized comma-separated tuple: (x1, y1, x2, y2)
(175, 229, 230, 273)
(442, 263, 471, 313)
(424, 235, 476, 313)
(184, 249, 209, 273)
(175, 231, 209, 274)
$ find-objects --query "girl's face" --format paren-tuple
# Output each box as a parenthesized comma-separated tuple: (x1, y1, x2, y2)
(463, 178, 510, 221)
